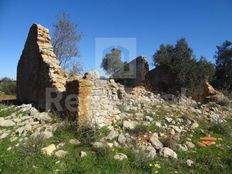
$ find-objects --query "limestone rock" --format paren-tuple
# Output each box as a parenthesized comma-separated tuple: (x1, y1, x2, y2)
(92, 142, 106, 148)
(123, 121, 138, 130)
(118, 133, 127, 144)
(0, 132, 10, 139)
(55, 150, 68, 158)
(150, 134, 163, 150)
(186, 159, 194, 167)
(41, 144, 56, 156)
(0, 118, 15, 127)
(69, 139, 81, 145)
(113, 153, 128, 161)
(185, 141, 195, 149)
(160, 147, 178, 159)
(17, 24, 67, 111)
(80, 151, 87, 158)
(105, 130, 118, 141)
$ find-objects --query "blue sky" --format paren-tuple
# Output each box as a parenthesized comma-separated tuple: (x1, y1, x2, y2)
(0, 0, 232, 79)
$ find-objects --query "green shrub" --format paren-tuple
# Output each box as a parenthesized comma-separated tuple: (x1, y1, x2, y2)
(0, 78, 16, 95)
(216, 98, 231, 107)
(130, 124, 150, 135)
(208, 122, 231, 136)
(18, 135, 45, 159)
(92, 146, 111, 157)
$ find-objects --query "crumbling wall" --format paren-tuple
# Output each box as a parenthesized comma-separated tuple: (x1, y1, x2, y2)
(113, 56, 149, 87)
(17, 24, 67, 111)
(66, 72, 124, 128)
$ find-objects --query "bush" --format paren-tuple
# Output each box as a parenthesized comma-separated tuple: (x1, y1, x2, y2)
(208, 122, 231, 136)
(216, 98, 231, 107)
(129, 124, 151, 135)
(153, 38, 215, 95)
(78, 126, 110, 145)
(0, 77, 16, 95)
(18, 135, 45, 159)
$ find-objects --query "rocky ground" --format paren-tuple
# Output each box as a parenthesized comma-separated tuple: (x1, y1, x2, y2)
(0, 92, 232, 173)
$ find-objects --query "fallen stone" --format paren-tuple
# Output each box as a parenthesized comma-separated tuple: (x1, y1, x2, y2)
(80, 151, 87, 158)
(105, 130, 118, 141)
(150, 134, 163, 150)
(118, 133, 127, 144)
(191, 121, 199, 129)
(186, 159, 194, 167)
(41, 144, 56, 156)
(185, 141, 195, 149)
(92, 142, 106, 148)
(41, 130, 53, 139)
(160, 147, 178, 159)
(55, 150, 68, 158)
(113, 153, 128, 160)
(123, 121, 138, 130)
(0, 118, 15, 127)
(145, 116, 154, 122)
(0, 132, 10, 139)
(177, 144, 188, 151)
(69, 139, 81, 145)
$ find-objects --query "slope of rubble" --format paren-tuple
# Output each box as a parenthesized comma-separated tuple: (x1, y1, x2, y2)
(0, 89, 232, 173)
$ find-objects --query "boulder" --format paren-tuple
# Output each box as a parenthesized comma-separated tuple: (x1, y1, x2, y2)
(105, 130, 118, 141)
(159, 147, 178, 159)
(55, 150, 68, 158)
(150, 134, 163, 150)
(41, 144, 56, 156)
(123, 121, 138, 130)
(0, 118, 15, 127)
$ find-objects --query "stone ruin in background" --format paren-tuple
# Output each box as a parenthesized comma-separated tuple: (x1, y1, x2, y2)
(17, 24, 130, 128)
(17, 24, 225, 129)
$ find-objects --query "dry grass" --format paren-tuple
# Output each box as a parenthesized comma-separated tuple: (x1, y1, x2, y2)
(0, 91, 16, 101)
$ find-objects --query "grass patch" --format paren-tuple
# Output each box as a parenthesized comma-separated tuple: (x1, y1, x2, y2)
(0, 105, 16, 117)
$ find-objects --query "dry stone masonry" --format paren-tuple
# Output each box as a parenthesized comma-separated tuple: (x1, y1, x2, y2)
(16, 23, 226, 130)
(17, 24, 67, 111)
(66, 72, 124, 128)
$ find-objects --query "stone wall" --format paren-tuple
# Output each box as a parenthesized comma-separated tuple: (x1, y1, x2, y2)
(145, 66, 176, 92)
(113, 56, 149, 87)
(66, 72, 124, 128)
(17, 24, 67, 111)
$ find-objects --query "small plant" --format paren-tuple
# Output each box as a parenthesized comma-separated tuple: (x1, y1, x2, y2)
(160, 135, 178, 150)
(126, 148, 152, 172)
(0, 105, 16, 117)
(208, 122, 231, 136)
(130, 124, 150, 135)
(78, 126, 97, 145)
(216, 98, 231, 107)
(92, 146, 111, 157)
(18, 135, 45, 159)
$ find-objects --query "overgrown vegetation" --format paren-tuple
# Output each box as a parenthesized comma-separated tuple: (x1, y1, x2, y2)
(153, 38, 215, 95)
(213, 40, 232, 91)
(0, 77, 16, 96)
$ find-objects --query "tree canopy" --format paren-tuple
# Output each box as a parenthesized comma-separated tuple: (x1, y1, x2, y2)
(153, 38, 215, 94)
(52, 12, 82, 72)
(214, 40, 232, 91)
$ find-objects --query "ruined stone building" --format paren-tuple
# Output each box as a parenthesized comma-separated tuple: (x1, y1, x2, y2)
(17, 24, 67, 110)
(17, 24, 127, 128)
(17, 24, 224, 129)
